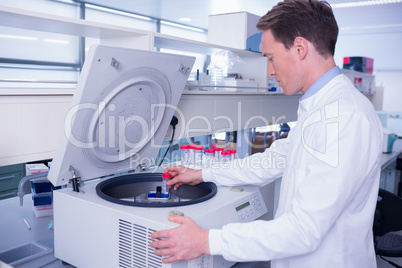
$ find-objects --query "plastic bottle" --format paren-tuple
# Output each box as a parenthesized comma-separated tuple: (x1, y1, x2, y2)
(180, 144, 189, 165)
(194, 145, 204, 168)
(161, 173, 171, 194)
(204, 149, 215, 167)
(188, 144, 195, 166)
(221, 150, 231, 164)
(229, 149, 237, 161)
(214, 147, 224, 162)
(209, 67, 223, 90)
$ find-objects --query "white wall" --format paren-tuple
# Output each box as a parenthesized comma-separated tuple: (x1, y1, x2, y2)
(334, 31, 402, 113)
(375, 71, 402, 112)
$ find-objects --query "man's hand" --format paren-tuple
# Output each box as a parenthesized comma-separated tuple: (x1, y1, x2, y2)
(150, 215, 210, 263)
(164, 166, 203, 190)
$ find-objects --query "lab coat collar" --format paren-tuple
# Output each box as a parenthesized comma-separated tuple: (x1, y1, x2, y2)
(300, 66, 342, 101)
(298, 71, 350, 113)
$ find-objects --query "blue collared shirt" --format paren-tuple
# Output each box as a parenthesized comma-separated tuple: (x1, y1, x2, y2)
(300, 66, 342, 101)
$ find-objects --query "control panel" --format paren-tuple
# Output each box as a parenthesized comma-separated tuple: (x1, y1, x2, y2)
(234, 193, 266, 222)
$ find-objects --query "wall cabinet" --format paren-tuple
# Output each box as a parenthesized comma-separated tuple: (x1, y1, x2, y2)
(0, 164, 25, 199)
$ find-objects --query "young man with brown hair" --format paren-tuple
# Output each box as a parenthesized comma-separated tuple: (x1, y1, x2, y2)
(150, 1, 383, 267)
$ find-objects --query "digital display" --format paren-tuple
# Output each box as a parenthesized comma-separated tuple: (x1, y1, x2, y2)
(236, 201, 250, 212)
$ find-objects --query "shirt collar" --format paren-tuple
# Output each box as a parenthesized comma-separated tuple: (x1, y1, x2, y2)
(300, 66, 342, 101)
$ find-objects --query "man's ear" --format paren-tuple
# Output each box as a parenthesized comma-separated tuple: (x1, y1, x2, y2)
(294, 37, 308, 60)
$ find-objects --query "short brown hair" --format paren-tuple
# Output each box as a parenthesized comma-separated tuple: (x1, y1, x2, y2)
(257, 0, 338, 58)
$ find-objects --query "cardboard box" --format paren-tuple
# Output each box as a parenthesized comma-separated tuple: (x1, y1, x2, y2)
(208, 12, 261, 51)
(343, 56, 374, 74)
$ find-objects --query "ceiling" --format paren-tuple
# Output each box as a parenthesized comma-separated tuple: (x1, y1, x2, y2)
(77, 0, 402, 34)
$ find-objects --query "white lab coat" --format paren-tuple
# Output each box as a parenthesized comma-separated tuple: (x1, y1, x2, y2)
(204, 74, 383, 268)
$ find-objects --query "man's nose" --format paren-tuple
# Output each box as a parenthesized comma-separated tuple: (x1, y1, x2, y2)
(268, 61, 275, 77)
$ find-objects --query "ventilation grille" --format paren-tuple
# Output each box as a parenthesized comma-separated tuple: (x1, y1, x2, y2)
(118, 219, 162, 268)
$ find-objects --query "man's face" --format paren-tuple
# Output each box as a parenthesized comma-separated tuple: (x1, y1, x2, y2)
(261, 29, 302, 95)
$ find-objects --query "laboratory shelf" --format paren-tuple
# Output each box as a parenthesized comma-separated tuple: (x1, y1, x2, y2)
(174, 93, 300, 138)
(0, 5, 149, 39)
(183, 90, 285, 95)
(153, 32, 262, 58)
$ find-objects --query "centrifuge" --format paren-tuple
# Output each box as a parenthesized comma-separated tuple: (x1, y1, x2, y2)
(48, 45, 275, 268)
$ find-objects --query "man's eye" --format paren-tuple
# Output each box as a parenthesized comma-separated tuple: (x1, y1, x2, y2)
(268, 57, 273, 62)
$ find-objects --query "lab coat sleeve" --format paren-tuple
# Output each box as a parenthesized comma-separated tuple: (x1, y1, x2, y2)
(202, 136, 290, 186)
(207, 104, 383, 261)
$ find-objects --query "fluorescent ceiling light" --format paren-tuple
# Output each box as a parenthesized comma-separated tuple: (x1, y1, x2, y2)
(332, 0, 402, 8)
(340, 23, 402, 31)
(179, 17, 192, 22)
(44, 39, 70, 44)
(0, 34, 38, 41)
(54, 0, 75, 4)
(86, 4, 152, 21)
(161, 20, 205, 32)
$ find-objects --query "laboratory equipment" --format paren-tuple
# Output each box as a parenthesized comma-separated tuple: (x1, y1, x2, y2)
(188, 144, 195, 166)
(221, 151, 231, 164)
(17, 172, 49, 207)
(230, 149, 237, 161)
(180, 144, 189, 165)
(343, 56, 374, 74)
(383, 131, 398, 153)
(48, 45, 275, 268)
(204, 149, 215, 168)
(161, 172, 171, 194)
(215, 147, 224, 162)
(0, 241, 55, 268)
(194, 144, 204, 168)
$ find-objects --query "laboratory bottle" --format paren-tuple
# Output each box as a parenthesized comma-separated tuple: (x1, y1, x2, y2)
(188, 144, 195, 166)
(204, 149, 215, 167)
(194, 145, 204, 168)
(214, 147, 224, 162)
(229, 149, 237, 161)
(209, 68, 223, 90)
(161, 173, 171, 194)
(180, 144, 189, 165)
(228, 150, 234, 161)
(221, 150, 231, 164)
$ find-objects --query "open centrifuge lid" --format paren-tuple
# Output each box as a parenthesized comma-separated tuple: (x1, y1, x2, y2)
(48, 45, 195, 186)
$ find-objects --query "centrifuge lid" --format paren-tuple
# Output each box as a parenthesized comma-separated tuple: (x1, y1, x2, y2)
(48, 45, 195, 186)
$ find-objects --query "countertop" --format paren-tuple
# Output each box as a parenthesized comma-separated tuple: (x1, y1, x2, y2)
(381, 138, 402, 170)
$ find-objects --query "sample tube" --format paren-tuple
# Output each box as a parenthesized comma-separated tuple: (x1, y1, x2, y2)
(204, 149, 215, 167)
(229, 149, 237, 161)
(221, 150, 231, 164)
(214, 147, 224, 162)
(188, 144, 195, 166)
(162, 173, 171, 194)
(194, 145, 204, 168)
(180, 144, 189, 165)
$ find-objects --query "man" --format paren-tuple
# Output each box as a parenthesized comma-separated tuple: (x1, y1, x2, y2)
(150, 0, 383, 267)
